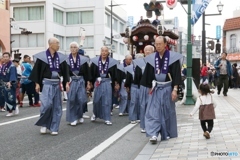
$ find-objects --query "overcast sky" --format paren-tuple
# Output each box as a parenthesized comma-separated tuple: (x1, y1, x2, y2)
(115, 0, 239, 40)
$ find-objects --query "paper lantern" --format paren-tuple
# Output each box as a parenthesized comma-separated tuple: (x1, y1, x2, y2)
(132, 36, 138, 41)
(166, 0, 177, 9)
(165, 36, 169, 42)
(168, 38, 171, 43)
(123, 38, 129, 44)
(144, 35, 149, 40)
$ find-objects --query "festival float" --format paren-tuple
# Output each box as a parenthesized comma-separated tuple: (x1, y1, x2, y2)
(120, 0, 179, 58)
(121, 0, 184, 99)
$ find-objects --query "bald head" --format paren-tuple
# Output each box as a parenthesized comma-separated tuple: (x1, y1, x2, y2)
(48, 37, 59, 45)
(48, 37, 60, 52)
(155, 36, 166, 43)
(155, 36, 167, 54)
(144, 45, 155, 56)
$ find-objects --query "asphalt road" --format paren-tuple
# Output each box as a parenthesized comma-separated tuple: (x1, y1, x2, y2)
(0, 100, 146, 160)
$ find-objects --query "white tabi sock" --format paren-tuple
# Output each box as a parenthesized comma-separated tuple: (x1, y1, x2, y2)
(63, 91, 68, 99)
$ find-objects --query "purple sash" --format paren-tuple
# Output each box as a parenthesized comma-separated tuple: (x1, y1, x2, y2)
(123, 59, 127, 67)
(69, 53, 80, 71)
(155, 50, 170, 74)
(98, 56, 109, 74)
(46, 49, 60, 72)
(0, 61, 12, 75)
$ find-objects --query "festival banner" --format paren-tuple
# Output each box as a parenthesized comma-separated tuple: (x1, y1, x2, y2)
(191, 0, 212, 25)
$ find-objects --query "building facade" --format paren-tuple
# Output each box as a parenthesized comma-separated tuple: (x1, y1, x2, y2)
(177, 27, 187, 56)
(10, 0, 127, 60)
(223, 8, 240, 66)
(0, 0, 10, 54)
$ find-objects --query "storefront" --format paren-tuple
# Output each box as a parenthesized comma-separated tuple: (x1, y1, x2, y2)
(227, 53, 240, 67)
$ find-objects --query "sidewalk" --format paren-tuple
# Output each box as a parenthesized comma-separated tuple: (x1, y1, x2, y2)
(135, 89, 240, 160)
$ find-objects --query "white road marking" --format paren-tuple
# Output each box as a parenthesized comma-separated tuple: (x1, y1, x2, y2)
(78, 123, 138, 160)
(0, 102, 93, 127)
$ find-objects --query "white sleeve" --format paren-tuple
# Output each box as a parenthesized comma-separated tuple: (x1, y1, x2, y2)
(190, 97, 200, 116)
(17, 67, 22, 75)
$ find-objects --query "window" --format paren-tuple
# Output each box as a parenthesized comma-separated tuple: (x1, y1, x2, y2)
(54, 35, 64, 50)
(230, 34, 237, 52)
(66, 12, 79, 25)
(105, 37, 110, 44)
(66, 11, 93, 25)
(29, 7, 44, 20)
(119, 43, 124, 55)
(81, 11, 93, 24)
(84, 36, 94, 49)
(66, 37, 79, 49)
(66, 36, 94, 49)
(12, 33, 44, 48)
(53, 8, 63, 24)
(113, 18, 118, 31)
(119, 22, 124, 33)
(105, 14, 111, 27)
(112, 40, 118, 53)
(13, 6, 44, 21)
(164, 20, 173, 24)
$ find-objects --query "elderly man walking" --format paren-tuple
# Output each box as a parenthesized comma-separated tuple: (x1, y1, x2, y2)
(29, 37, 70, 135)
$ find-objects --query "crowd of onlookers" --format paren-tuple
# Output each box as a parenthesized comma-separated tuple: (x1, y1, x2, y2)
(181, 53, 240, 96)
(0, 55, 40, 115)
(199, 62, 240, 90)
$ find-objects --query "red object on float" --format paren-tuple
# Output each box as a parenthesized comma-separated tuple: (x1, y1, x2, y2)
(166, 0, 177, 9)
(132, 36, 138, 41)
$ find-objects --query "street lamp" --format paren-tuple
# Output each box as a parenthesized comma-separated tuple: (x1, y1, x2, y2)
(109, 0, 125, 58)
(202, 1, 223, 64)
(217, 1, 224, 13)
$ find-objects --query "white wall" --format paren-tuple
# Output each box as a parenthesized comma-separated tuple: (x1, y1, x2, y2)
(226, 30, 240, 52)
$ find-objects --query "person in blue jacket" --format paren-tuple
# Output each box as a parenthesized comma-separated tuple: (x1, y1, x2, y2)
(214, 52, 233, 96)
(20, 55, 40, 107)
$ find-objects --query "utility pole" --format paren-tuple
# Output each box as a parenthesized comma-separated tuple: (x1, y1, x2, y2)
(109, 0, 125, 58)
(185, 0, 194, 105)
